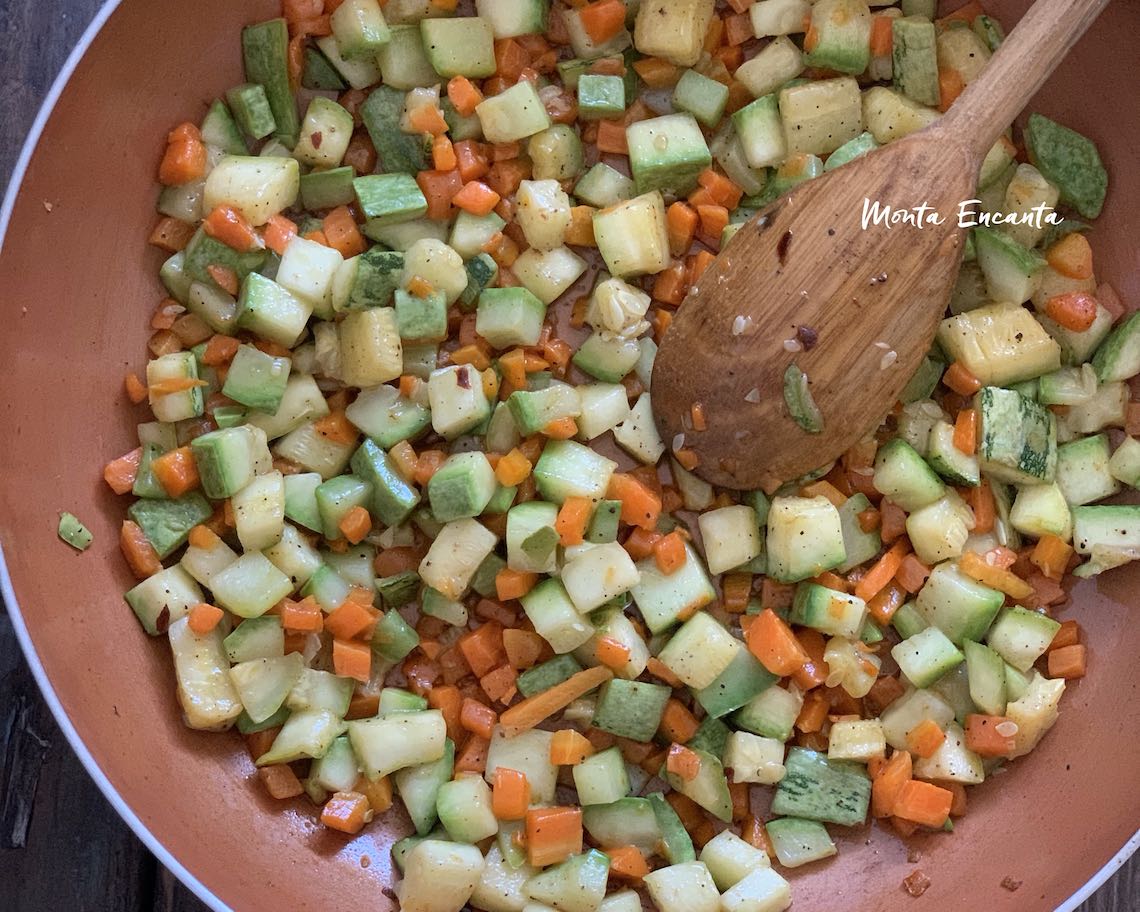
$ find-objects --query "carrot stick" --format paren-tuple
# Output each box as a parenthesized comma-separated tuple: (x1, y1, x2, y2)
(498, 666, 613, 736)
(854, 539, 910, 602)
(525, 806, 583, 867)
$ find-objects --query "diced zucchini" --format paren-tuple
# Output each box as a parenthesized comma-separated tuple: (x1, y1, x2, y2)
(914, 561, 1003, 645)
(778, 77, 863, 157)
(976, 386, 1057, 485)
(765, 496, 846, 582)
(485, 726, 558, 805)
(633, 0, 715, 67)
(643, 862, 721, 912)
(592, 191, 671, 278)
(771, 747, 870, 828)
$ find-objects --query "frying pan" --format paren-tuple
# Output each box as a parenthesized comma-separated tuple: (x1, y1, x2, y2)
(1, 1, 1137, 909)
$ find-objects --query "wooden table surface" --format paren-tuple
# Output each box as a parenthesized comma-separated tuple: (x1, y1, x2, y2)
(0, 2, 1136, 910)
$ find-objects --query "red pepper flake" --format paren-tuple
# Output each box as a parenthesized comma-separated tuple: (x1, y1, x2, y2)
(903, 870, 931, 898)
(456, 366, 471, 389)
(797, 324, 818, 350)
(311, 131, 323, 149)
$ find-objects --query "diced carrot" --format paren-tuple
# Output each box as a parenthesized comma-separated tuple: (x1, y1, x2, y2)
(104, 447, 143, 495)
(456, 623, 505, 679)
(1047, 643, 1087, 679)
(1044, 292, 1098, 332)
(149, 446, 200, 498)
(595, 119, 628, 155)
(321, 790, 371, 834)
(426, 684, 464, 744)
(486, 158, 531, 197)
(200, 334, 240, 367)
(499, 666, 614, 736)
(964, 714, 1017, 757)
(495, 448, 533, 486)
(795, 689, 829, 733)
(906, 719, 946, 760)
(594, 635, 631, 671)
(1046, 232, 1093, 280)
(703, 13, 725, 52)
(312, 410, 359, 446)
(943, 361, 982, 395)
(452, 180, 502, 216)
(492, 767, 531, 820)
(431, 134, 458, 172)
(664, 743, 701, 782)
(322, 205, 367, 258)
(689, 250, 717, 282)
(1031, 534, 1074, 580)
(554, 496, 593, 547)
(651, 259, 689, 307)
(447, 75, 484, 117)
(502, 629, 543, 672)
(958, 550, 1033, 600)
(937, 67, 965, 113)
(746, 609, 809, 676)
(697, 168, 744, 209)
(159, 124, 207, 186)
(262, 214, 298, 256)
(206, 264, 239, 296)
(416, 168, 464, 220)
(633, 56, 681, 88)
(120, 520, 163, 580)
(526, 806, 583, 867)
(722, 572, 752, 614)
(870, 15, 893, 56)
(865, 582, 904, 626)
(563, 205, 597, 247)
(578, 0, 626, 44)
(337, 505, 372, 545)
(969, 479, 996, 535)
(855, 539, 911, 602)
(666, 201, 699, 257)
(332, 639, 372, 683)
(456, 734, 491, 773)
(281, 597, 324, 633)
(895, 554, 932, 594)
(608, 472, 662, 531)
(496, 568, 539, 602)
(408, 103, 449, 136)
(187, 602, 224, 636)
(325, 599, 376, 641)
(148, 216, 196, 253)
(724, 11, 753, 46)
(894, 780, 953, 829)
(657, 698, 699, 744)
(542, 416, 578, 439)
(742, 815, 774, 857)
(800, 479, 848, 509)
(454, 139, 490, 182)
(387, 439, 419, 483)
(652, 531, 687, 575)
(1049, 618, 1081, 652)
(550, 729, 595, 765)
(872, 749, 912, 818)
(646, 656, 683, 688)
(606, 845, 650, 882)
(460, 698, 498, 741)
(953, 408, 978, 454)
(258, 764, 305, 800)
(203, 204, 261, 253)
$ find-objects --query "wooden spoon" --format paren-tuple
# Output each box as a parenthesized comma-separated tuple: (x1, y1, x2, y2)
(651, 0, 1109, 490)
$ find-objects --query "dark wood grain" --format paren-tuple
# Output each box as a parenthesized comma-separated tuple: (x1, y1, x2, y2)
(0, 2, 1133, 911)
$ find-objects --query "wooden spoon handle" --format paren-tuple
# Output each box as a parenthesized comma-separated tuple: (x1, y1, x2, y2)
(937, 0, 1110, 160)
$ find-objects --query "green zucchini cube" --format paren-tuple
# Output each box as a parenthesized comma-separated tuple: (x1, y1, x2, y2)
(627, 113, 712, 195)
